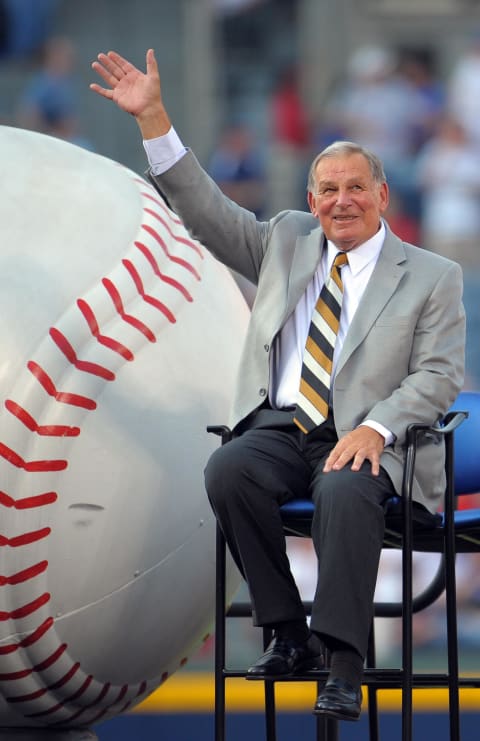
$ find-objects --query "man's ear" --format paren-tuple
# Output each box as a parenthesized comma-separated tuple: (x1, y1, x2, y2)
(379, 182, 389, 214)
(307, 191, 317, 217)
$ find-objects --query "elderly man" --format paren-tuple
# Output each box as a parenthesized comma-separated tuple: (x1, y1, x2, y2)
(91, 49, 465, 722)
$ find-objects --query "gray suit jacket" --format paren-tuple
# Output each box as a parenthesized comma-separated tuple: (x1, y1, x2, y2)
(151, 151, 466, 512)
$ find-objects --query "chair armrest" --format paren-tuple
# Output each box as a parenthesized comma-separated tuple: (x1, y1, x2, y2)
(403, 410, 468, 503)
(207, 425, 233, 445)
(405, 410, 468, 445)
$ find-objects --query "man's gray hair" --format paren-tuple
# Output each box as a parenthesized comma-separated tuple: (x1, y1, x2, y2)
(307, 141, 387, 193)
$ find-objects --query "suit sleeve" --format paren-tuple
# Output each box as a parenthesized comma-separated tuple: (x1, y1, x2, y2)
(365, 260, 465, 443)
(149, 150, 269, 285)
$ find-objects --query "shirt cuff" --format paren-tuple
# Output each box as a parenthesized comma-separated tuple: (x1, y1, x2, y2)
(360, 420, 395, 447)
(143, 126, 187, 175)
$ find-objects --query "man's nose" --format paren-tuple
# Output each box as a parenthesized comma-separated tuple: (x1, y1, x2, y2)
(335, 188, 352, 207)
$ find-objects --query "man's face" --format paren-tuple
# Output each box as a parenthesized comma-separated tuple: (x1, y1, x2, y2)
(307, 153, 389, 251)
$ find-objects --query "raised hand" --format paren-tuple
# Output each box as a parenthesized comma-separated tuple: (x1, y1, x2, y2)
(90, 49, 170, 137)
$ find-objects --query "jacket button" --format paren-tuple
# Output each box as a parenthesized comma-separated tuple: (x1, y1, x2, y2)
(264, 344, 269, 352)
(259, 388, 267, 397)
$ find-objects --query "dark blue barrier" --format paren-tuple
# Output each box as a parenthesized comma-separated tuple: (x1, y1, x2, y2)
(96, 711, 480, 741)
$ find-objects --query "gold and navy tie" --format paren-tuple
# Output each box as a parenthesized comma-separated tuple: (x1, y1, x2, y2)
(294, 252, 348, 434)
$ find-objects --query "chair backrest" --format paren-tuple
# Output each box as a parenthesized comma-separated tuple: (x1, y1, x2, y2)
(451, 390, 480, 496)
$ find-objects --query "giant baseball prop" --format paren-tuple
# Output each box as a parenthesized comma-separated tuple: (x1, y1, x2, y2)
(0, 127, 248, 737)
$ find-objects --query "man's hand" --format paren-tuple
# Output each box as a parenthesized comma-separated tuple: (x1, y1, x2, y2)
(323, 425, 385, 476)
(90, 49, 170, 138)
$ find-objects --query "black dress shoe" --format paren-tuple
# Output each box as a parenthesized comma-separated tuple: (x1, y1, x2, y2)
(246, 633, 323, 679)
(313, 677, 362, 721)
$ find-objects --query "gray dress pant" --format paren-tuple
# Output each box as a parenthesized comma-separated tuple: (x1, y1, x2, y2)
(204, 409, 396, 658)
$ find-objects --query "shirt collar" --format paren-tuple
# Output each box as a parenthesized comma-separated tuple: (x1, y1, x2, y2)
(326, 220, 386, 276)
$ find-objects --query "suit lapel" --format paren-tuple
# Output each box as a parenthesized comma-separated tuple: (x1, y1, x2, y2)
(284, 228, 325, 321)
(336, 229, 407, 375)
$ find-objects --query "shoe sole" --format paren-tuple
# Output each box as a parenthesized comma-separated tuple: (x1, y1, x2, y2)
(313, 706, 361, 722)
(245, 656, 324, 681)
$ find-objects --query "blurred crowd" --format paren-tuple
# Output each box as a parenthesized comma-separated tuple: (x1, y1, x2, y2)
(0, 0, 92, 148)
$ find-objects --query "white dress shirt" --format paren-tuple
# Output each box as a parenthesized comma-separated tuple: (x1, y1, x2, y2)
(144, 128, 187, 174)
(272, 228, 384, 403)
(143, 130, 393, 445)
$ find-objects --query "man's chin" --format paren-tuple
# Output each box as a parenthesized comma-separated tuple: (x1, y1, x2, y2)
(330, 235, 358, 252)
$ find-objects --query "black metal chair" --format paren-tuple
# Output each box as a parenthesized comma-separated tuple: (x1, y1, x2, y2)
(208, 389, 480, 741)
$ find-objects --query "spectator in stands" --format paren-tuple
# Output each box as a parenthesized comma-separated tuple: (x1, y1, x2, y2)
(415, 114, 480, 389)
(398, 48, 445, 154)
(208, 121, 266, 218)
(16, 35, 93, 149)
(384, 189, 420, 247)
(268, 62, 312, 212)
(0, 0, 58, 60)
(317, 45, 427, 217)
(448, 31, 480, 148)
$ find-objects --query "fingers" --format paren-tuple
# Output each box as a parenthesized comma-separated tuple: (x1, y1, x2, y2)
(91, 50, 135, 88)
(323, 445, 351, 473)
(90, 59, 122, 95)
(351, 450, 380, 476)
(323, 428, 383, 476)
(89, 81, 113, 100)
(91, 60, 112, 87)
(146, 48, 158, 75)
(106, 50, 137, 75)
(93, 52, 124, 83)
(91, 49, 156, 91)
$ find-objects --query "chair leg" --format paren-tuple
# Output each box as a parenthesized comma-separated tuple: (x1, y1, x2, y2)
(215, 525, 227, 741)
(401, 496, 414, 741)
(444, 547, 460, 741)
(264, 678, 341, 741)
(444, 433, 461, 741)
(264, 681, 277, 741)
(366, 621, 380, 741)
(260, 627, 278, 741)
(316, 704, 338, 741)
(315, 716, 339, 741)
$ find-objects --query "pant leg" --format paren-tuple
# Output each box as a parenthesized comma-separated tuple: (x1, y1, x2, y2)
(205, 427, 311, 626)
(308, 461, 395, 658)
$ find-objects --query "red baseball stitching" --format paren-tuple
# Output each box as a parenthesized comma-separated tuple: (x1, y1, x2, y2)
(143, 207, 204, 258)
(0, 441, 67, 471)
(0, 617, 54, 658)
(49, 328, 116, 381)
(122, 259, 176, 323)
(7, 664, 81, 703)
(0, 561, 48, 586)
(0, 491, 58, 509)
(101, 277, 157, 342)
(5, 400, 80, 437)
(0, 592, 50, 622)
(135, 183, 182, 224)
(27, 361, 97, 410)
(77, 299, 134, 361)
(141, 224, 201, 279)
(134, 241, 193, 301)
(0, 175, 205, 724)
(49, 679, 108, 724)
(0, 529, 51, 547)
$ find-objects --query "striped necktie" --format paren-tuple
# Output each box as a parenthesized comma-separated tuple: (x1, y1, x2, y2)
(294, 251, 348, 434)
